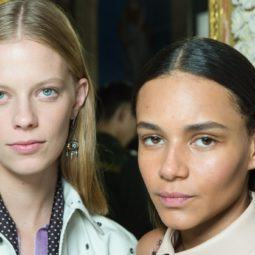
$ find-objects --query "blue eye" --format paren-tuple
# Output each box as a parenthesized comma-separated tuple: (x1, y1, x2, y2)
(0, 91, 5, 99)
(42, 88, 55, 96)
(0, 91, 7, 101)
(39, 88, 58, 99)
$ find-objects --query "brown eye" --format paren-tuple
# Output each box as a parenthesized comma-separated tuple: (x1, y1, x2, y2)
(201, 137, 213, 145)
(151, 136, 161, 144)
(143, 135, 164, 146)
(194, 136, 216, 148)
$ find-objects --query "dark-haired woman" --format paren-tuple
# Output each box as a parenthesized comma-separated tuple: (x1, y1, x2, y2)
(133, 37, 255, 254)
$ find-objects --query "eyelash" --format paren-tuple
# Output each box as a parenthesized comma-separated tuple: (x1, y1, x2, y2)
(38, 87, 59, 99)
(0, 91, 6, 99)
(140, 135, 165, 147)
(191, 136, 217, 149)
(0, 91, 9, 104)
(0, 86, 61, 105)
(139, 134, 218, 150)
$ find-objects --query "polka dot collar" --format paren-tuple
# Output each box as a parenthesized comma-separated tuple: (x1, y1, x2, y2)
(0, 177, 64, 255)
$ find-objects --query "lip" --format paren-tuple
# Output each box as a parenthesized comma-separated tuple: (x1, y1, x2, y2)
(7, 140, 45, 154)
(158, 192, 194, 208)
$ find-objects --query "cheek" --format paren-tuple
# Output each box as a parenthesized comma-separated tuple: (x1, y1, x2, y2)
(138, 148, 161, 190)
(50, 116, 70, 138)
(191, 149, 249, 193)
(40, 103, 72, 140)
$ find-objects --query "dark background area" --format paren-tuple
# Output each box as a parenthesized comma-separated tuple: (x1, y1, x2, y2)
(55, 0, 208, 86)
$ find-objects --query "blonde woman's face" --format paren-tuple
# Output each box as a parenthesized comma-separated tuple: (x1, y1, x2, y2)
(0, 39, 87, 177)
(136, 72, 255, 242)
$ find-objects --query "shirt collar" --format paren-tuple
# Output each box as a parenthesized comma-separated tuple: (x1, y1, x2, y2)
(62, 178, 104, 235)
(157, 192, 255, 255)
(0, 196, 19, 254)
(0, 176, 64, 255)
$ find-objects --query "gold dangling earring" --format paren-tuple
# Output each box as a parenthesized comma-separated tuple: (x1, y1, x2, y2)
(66, 119, 79, 159)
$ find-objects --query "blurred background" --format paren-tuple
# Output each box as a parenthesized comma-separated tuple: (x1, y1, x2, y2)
(54, 0, 208, 87)
(54, 0, 209, 239)
(54, 0, 255, 239)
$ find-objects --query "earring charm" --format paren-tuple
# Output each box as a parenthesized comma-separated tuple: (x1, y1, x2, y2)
(66, 139, 79, 158)
(66, 119, 79, 158)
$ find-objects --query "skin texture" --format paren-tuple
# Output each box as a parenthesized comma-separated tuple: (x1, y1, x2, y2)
(136, 71, 255, 252)
(0, 39, 87, 177)
(0, 39, 87, 255)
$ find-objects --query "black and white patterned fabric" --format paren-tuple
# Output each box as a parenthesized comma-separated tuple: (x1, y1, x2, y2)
(48, 178, 64, 255)
(0, 197, 19, 254)
(0, 177, 64, 255)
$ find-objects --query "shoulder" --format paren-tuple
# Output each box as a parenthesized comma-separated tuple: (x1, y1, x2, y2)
(93, 215, 137, 248)
(136, 229, 165, 255)
(66, 212, 137, 254)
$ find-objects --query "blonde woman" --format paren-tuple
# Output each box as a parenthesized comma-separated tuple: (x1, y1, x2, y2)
(0, 0, 136, 254)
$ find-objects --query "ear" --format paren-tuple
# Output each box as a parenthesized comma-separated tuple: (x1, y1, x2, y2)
(71, 78, 88, 120)
(248, 133, 255, 171)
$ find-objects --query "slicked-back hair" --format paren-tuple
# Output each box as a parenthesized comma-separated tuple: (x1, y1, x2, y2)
(133, 37, 255, 229)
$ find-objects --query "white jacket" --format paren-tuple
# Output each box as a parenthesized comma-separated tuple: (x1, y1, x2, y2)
(0, 179, 137, 255)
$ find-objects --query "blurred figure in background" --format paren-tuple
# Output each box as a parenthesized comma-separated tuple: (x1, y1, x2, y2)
(97, 81, 152, 238)
(118, 0, 151, 81)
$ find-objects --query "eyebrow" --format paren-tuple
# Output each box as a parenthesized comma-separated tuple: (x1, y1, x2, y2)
(137, 122, 162, 131)
(184, 121, 228, 132)
(137, 121, 228, 132)
(0, 77, 65, 88)
(34, 77, 65, 87)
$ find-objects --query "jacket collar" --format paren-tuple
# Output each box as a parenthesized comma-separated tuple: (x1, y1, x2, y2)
(157, 192, 255, 255)
(62, 178, 104, 235)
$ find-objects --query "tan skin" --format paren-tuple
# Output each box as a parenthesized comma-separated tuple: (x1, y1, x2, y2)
(136, 72, 255, 254)
(0, 39, 87, 255)
(136, 229, 164, 255)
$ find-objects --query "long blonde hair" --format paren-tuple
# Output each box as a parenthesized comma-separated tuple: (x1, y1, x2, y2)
(0, 0, 107, 215)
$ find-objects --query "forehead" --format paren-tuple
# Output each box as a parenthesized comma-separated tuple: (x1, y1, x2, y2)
(136, 72, 243, 128)
(0, 39, 68, 85)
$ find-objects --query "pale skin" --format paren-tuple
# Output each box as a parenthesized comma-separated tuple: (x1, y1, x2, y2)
(0, 39, 88, 255)
(136, 71, 255, 254)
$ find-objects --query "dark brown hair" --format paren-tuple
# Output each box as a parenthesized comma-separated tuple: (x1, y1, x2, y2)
(133, 37, 255, 228)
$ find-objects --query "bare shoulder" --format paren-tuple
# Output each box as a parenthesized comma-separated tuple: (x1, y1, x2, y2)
(136, 228, 165, 255)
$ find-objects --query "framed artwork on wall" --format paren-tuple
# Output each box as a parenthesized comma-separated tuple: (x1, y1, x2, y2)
(209, 0, 255, 66)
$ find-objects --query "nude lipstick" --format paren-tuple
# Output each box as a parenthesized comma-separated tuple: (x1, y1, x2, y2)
(8, 140, 45, 154)
(158, 192, 194, 207)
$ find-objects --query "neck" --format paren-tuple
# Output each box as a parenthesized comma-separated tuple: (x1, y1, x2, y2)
(0, 166, 58, 232)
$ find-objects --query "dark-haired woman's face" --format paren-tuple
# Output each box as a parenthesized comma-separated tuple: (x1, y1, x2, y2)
(136, 71, 255, 243)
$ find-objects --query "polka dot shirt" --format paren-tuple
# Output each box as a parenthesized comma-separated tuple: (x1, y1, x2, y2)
(0, 178, 64, 255)
(0, 200, 19, 254)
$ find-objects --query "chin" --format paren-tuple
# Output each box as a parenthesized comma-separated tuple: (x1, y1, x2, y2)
(8, 166, 48, 178)
(159, 210, 200, 231)
(1, 158, 58, 178)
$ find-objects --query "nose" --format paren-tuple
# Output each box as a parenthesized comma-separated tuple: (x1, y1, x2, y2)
(159, 144, 189, 181)
(12, 99, 38, 130)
